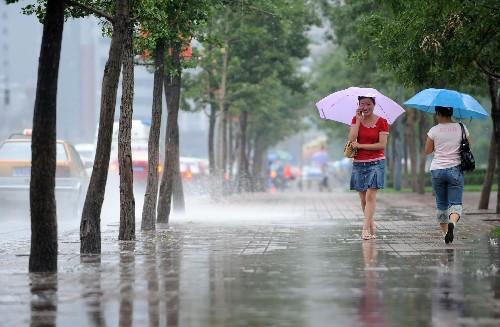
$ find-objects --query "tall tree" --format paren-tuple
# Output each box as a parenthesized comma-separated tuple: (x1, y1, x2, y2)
(15, 0, 66, 272)
(141, 38, 165, 230)
(157, 0, 218, 223)
(14, 0, 134, 264)
(80, 0, 128, 253)
(157, 45, 183, 223)
(182, 7, 231, 198)
(224, 1, 315, 192)
(183, 1, 316, 196)
(118, 1, 135, 240)
(479, 78, 499, 209)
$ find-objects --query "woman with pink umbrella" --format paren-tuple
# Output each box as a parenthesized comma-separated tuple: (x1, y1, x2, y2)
(348, 95, 389, 240)
(316, 87, 405, 240)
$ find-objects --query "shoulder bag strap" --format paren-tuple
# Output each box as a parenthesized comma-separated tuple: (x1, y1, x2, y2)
(458, 122, 466, 144)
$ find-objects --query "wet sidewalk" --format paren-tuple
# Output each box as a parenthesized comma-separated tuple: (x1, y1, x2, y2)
(1, 191, 500, 326)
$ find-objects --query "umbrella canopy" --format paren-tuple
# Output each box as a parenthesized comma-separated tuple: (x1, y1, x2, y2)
(404, 88, 488, 119)
(315, 87, 405, 125)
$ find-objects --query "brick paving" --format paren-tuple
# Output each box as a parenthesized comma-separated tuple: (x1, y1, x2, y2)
(0, 191, 499, 326)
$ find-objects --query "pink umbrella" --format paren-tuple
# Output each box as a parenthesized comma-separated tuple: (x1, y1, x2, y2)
(315, 87, 405, 125)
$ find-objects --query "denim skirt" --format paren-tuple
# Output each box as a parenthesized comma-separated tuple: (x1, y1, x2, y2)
(350, 160, 385, 192)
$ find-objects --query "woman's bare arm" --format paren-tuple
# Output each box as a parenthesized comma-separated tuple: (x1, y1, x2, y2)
(424, 137, 434, 155)
(348, 111, 362, 142)
(348, 124, 360, 142)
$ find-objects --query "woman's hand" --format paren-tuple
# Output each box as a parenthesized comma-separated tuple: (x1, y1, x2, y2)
(351, 141, 362, 149)
(355, 107, 363, 124)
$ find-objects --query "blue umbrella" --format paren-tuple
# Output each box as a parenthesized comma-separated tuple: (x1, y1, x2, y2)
(404, 88, 488, 119)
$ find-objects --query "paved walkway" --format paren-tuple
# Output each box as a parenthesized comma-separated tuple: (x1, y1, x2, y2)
(0, 191, 499, 326)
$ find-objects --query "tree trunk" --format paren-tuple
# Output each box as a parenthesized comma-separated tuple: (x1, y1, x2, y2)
(207, 94, 220, 200)
(406, 110, 418, 192)
(118, 15, 135, 241)
(157, 46, 182, 223)
(479, 131, 496, 209)
(252, 135, 267, 192)
(417, 112, 429, 194)
(487, 77, 500, 213)
(478, 77, 498, 210)
(247, 134, 254, 191)
(80, 1, 127, 254)
(236, 111, 250, 193)
(403, 126, 409, 189)
(173, 168, 185, 212)
(388, 123, 395, 186)
(229, 119, 236, 181)
(221, 106, 229, 194)
(393, 119, 403, 190)
(29, 0, 65, 273)
(207, 36, 218, 178)
(208, 95, 217, 176)
(142, 39, 165, 231)
(220, 45, 229, 194)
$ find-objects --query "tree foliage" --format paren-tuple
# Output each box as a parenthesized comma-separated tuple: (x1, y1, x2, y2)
(186, 0, 317, 143)
(356, 0, 500, 87)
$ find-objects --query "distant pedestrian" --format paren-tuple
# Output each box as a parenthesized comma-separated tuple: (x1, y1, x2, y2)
(425, 106, 468, 244)
(348, 95, 389, 240)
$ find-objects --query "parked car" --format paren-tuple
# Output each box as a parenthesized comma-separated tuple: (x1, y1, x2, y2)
(0, 131, 88, 218)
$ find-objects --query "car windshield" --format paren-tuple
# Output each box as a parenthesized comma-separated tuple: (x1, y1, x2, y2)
(0, 142, 68, 161)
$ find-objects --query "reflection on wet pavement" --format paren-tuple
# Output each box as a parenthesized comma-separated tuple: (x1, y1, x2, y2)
(433, 249, 462, 327)
(30, 273, 57, 327)
(1, 192, 500, 326)
(359, 240, 385, 326)
(80, 255, 105, 327)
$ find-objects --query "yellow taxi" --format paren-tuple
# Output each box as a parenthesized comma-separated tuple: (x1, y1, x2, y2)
(0, 130, 89, 218)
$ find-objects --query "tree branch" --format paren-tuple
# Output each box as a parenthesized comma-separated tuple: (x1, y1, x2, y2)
(246, 4, 279, 17)
(467, 0, 500, 12)
(237, 0, 279, 17)
(475, 60, 500, 79)
(66, 0, 114, 22)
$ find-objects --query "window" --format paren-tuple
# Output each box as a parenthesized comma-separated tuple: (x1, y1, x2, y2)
(0, 142, 68, 161)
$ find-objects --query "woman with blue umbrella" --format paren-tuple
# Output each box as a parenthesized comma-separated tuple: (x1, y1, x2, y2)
(405, 88, 488, 244)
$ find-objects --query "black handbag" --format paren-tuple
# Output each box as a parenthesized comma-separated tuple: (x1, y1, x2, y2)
(458, 122, 475, 172)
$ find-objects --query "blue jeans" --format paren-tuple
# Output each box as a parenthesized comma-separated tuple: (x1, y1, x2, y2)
(431, 165, 464, 223)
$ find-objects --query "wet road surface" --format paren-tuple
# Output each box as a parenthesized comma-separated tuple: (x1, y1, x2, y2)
(0, 192, 499, 326)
